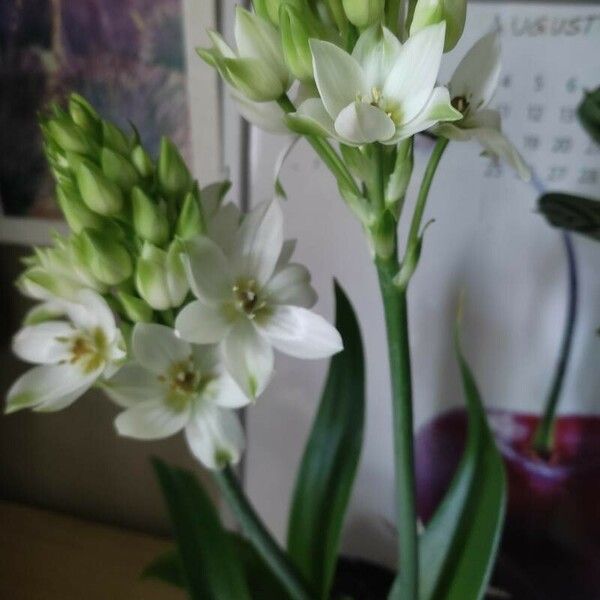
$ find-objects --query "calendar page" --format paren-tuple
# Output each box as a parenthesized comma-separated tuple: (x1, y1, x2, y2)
(243, 1, 600, 567)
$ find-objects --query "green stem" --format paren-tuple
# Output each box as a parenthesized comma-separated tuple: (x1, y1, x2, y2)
(214, 467, 315, 600)
(376, 256, 418, 600)
(277, 95, 360, 196)
(371, 143, 386, 213)
(533, 231, 578, 456)
(404, 137, 448, 255)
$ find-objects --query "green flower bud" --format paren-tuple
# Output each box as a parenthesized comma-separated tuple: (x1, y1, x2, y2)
(116, 291, 153, 323)
(102, 120, 131, 156)
(176, 189, 206, 240)
(17, 267, 81, 301)
(76, 160, 124, 216)
(48, 118, 95, 155)
(56, 182, 104, 234)
(135, 241, 188, 310)
(385, 138, 413, 216)
(342, 0, 384, 28)
(280, 4, 313, 81)
(100, 147, 139, 190)
(79, 229, 133, 285)
(158, 137, 192, 198)
(131, 145, 154, 178)
(68, 94, 100, 135)
(223, 57, 287, 103)
(131, 187, 169, 245)
(409, 0, 466, 52)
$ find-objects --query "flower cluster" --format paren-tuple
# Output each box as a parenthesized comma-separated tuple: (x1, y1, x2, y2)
(6, 95, 341, 470)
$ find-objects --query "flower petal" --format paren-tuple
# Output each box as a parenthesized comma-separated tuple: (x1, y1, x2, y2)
(183, 236, 233, 305)
(310, 39, 368, 118)
(231, 91, 289, 134)
(175, 300, 232, 344)
(6, 363, 97, 414)
(65, 289, 116, 339)
(103, 363, 165, 408)
(231, 200, 283, 285)
(207, 202, 241, 257)
(390, 86, 462, 142)
(257, 305, 343, 359)
(450, 32, 500, 111)
(208, 371, 251, 408)
(132, 323, 191, 374)
(115, 400, 190, 440)
(12, 321, 73, 364)
(276, 239, 297, 270)
(471, 127, 532, 181)
(287, 98, 337, 139)
(222, 320, 274, 399)
(335, 101, 396, 144)
(185, 406, 245, 470)
(264, 263, 317, 308)
(383, 23, 445, 123)
(352, 25, 402, 90)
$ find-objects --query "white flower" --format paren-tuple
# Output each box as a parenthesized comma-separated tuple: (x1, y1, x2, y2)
(435, 32, 531, 180)
(104, 323, 247, 470)
(6, 290, 125, 414)
(175, 200, 341, 399)
(197, 7, 292, 102)
(289, 24, 461, 145)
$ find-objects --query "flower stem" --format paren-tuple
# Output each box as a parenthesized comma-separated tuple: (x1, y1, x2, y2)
(276, 95, 360, 197)
(214, 466, 315, 600)
(376, 255, 418, 600)
(533, 231, 578, 456)
(404, 137, 448, 256)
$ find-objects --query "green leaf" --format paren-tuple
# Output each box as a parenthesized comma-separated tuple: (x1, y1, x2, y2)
(539, 192, 600, 241)
(143, 535, 290, 599)
(415, 328, 506, 600)
(152, 458, 251, 600)
(287, 282, 365, 598)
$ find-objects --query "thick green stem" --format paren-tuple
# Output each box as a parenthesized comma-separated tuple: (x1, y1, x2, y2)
(277, 95, 360, 196)
(404, 137, 448, 255)
(376, 256, 418, 600)
(214, 467, 314, 600)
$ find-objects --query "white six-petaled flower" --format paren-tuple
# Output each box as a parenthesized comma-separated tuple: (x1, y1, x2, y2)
(175, 200, 343, 399)
(435, 32, 531, 180)
(105, 323, 247, 470)
(6, 289, 125, 414)
(290, 24, 461, 145)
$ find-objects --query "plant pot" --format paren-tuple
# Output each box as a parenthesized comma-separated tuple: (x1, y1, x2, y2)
(415, 408, 600, 600)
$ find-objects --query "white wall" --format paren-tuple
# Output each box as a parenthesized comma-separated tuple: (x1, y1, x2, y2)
(241, 1, 600, 566)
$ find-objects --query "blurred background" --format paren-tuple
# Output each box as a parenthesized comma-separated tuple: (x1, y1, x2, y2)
(1, 1, 600, 599)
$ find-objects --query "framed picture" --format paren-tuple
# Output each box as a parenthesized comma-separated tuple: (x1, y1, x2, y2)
(0, 0, 220, 245)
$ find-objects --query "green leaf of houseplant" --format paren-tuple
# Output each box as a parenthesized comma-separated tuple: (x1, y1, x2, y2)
(415, 328, 506, 600)
(152, 458, 252, 600)
(539, 192, 600, 241)
(287, 282, 365, 598)
(143, 534, 289, 599)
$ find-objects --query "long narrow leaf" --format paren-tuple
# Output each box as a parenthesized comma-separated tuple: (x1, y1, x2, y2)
(416, 330, 506, 600)
(287, 283, 365, 598)
(152, 458, 251, 600)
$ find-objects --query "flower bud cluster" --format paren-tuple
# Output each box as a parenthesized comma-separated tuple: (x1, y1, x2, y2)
(24, 94, 219, 320)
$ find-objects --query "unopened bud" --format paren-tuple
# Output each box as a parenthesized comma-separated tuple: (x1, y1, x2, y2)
(76, 160, 123, 216)
(102, 120, 131, 156)
(56, 182, 104, 234)
(48, 118, 95, 155)
(116, 291, 153, 323)
(68, 94, 100, 135)
(101, 147, 139, 190)
(158, 137, 192, 198)
(176, 189, 206, 240)
(342, 0, 384, 28)
(410, 0, 466, 51)
(17, 267, 80, 301)
(131, 145, 154, 178)
(280, 4, 313, 81)
(132, 187, 169, 245)
(79, 229, 133, 285)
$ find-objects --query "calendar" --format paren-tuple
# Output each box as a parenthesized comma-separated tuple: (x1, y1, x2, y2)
(242, 1, 600, 565)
